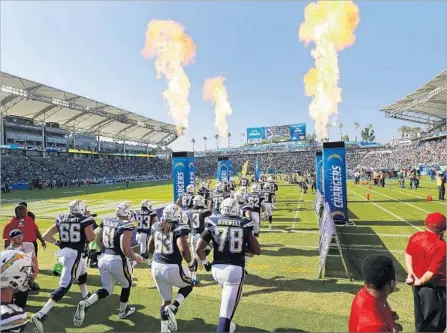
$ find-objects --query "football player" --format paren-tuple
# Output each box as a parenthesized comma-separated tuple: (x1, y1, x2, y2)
(246, 184, 264, 237)
(30, 200, 96, 333)
(176, 184, 195, 210)
(228, 179, 236, 192)
(240, 176, 249, 193)
(198, 182, 211, 207)
(267, 177, 278, 193)
(149, 204, 196, 333)
(261, 183, 276, 231)
(210, 182, 230, 214)
(1, 250, 33, 333)
(196, 198, 261, 332)
(73, 202, 143, 327)
(134, 200, 158, 266)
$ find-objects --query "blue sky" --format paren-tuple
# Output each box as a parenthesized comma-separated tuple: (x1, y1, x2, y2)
(1, 1, 445, 151)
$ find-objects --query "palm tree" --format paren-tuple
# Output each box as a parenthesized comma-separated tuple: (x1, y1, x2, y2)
(227, 132, 231, 149)
(203, 137, 207, 151)
(214, 134, 219, 149)
(354, 122, 360, 142)
(339, 122, 344, 140)
(191, 138, 195, 151)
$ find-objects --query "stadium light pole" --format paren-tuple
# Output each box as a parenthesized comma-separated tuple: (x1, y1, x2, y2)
(203, 136, 207, 151)
(215, 134, 219, 149)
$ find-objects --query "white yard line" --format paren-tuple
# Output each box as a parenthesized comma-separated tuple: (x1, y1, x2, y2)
(367, 188, 431, 214)
(386, 187, 446, 206)
(291, 190, 305, 230)
(351, 190, 422, 231)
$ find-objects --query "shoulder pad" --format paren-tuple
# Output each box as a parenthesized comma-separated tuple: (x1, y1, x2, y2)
(241, 219, 255, 229)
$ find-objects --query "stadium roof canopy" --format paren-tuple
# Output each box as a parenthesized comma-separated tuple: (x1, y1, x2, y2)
(0, 72, 179, 146)
(380, 70, 446, 130)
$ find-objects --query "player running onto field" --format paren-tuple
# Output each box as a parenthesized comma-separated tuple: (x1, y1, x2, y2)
(134, 200, 158, 267)
(261, 183, 276, 231)
(246, 184, 264, 237)
(73, 202, 143, 327)
(31, 200, 96, 333)
(1, 250, 33, 333)
(211, 182, 231, 214)
(196, 198, 261, 332)
(149, 204, 196, 332)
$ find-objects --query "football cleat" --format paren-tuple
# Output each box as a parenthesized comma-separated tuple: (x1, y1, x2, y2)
(74, 300, 87, 327)
(230, 322, 237, 333)
(164, 304, 178, 331)
(119, 306, 136, 319)
(30, 313, 47, 333)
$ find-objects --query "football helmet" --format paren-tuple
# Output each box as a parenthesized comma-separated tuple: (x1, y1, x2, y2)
(0, 250, 33, 292)
(116, 202, 133, 219)
(220, 198, 240, 216)
(267, 176, 274, 183)
(201, 182, 208, 189)
(192, 195, 205, 208)
(251, 184, 260, 193)
(264, 183, 272, 191)
(141, 200, 152, 211)
(162, 204, 181, 223)
(234, 191, 246, 205)
(215, 182, 224, 192)
(186, 184, 195, 194)
(69, 200, 87, 215)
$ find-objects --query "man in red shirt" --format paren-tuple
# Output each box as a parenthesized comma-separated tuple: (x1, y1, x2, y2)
(405, 212, 446, 332)
(349, 255, 398, 332)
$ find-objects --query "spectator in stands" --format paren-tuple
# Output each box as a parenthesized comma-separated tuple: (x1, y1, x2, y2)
(405, 212, 446, 332)
(7, 229, 40, 304)
(349, 255, 398, 332)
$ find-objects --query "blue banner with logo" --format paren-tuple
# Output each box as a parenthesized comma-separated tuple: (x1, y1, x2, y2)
(316, 152, 324, 195)
(322, 142, 348, 223)
(247, 127, 265, 143)
(217, 159, 232, 182)
(255, 157, 261, 181)
(290, 123, 306, 141)
(172, 153, 195, 202)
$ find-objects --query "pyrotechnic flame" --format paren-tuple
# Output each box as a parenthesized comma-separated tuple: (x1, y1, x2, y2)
(203, 76, 232, 142)
(141, 20, 196, 135)
(299, 1, 360, 140)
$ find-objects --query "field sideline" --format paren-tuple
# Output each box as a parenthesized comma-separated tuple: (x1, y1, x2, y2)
(1, 179, 445, 332)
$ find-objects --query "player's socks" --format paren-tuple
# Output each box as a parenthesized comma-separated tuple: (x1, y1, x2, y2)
(119, 302, 127, 313)
(217, 317, 232, 332)
(86, 293, 99, 307)
(161, 320, 170, 333)
(39, 299, 55, 315)
(79, 284, 89, 298)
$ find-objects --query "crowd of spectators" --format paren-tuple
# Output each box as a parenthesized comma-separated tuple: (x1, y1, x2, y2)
(1, 138, 445, 188)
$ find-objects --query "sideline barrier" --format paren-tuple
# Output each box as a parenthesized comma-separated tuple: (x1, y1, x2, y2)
(317, 202, 351, 280)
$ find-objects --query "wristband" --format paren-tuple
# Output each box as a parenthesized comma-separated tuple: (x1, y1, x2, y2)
(201, 259, 209, 265)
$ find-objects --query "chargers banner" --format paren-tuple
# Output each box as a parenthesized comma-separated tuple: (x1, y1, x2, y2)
(318, 202, 336, 278)
(247, 127, 265, 144)
(217, 158, 232, 182)
(172, 152, 195, 202)
(290, 123, 306, 141)
(322, 142, 348, 224)
(315, 151, 324, 194)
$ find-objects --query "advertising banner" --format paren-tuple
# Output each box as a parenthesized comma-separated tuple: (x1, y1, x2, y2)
(264, 125, 290, 142)
(316, 151, 324, 195)
(172, 152, 195, 203)
(290, 123, 307, 141)
(322, 141, 348, 224)
(246, 127, 265, 144)
(217, 157, 232, 182)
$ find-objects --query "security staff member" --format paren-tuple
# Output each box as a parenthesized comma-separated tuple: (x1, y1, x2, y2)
(349, 255, 398, 332)
(405, 212, 446, 332)
(436, 172, 446, 201)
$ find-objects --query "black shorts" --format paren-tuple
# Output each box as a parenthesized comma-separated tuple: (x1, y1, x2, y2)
(32, 241, 38, 256)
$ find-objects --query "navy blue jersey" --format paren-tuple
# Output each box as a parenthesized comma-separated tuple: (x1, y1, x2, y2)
(151, 222, 190, 265)
(261, 191, 275, 204)
(188, 207, 212, 235)
(100, 217, 134, 256)
(201, 215, 254, 267)
(211, 190, 230, 213)
(179, 193, 194, 209)
(55, 213, 95, 252)
(134, 209, 157, 234)
(198, 187, 211, 202)
(247, 192, 264, 214)
(240, 178, 249, 187)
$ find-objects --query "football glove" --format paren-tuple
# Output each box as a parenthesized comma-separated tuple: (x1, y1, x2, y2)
(201, 259, 212, 272)
(55, 240, 61, 248)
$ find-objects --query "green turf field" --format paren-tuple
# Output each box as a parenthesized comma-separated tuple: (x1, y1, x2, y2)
(1, 179, 445, 332)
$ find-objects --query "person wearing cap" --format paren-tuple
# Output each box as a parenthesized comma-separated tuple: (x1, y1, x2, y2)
(349, 255, 398, 332)
(7, 229, 40, 295)
(436, 172, 446, 201)
(405, 212, 446, 332)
